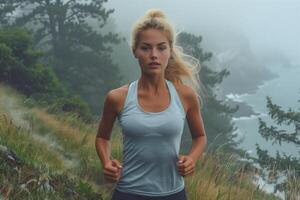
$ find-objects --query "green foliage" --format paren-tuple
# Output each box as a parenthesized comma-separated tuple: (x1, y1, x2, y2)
(178, 32, 239, 153)
(0, 83, 280, 200)
(0, 156, 102, 199)
(250, 96, 300, 198)
(48, 96, 92, 122)
(0, 27, 92, 120)
(0, 0, 122, 114)
(76, 180, 93, 197)
(0, 27, 63, 96)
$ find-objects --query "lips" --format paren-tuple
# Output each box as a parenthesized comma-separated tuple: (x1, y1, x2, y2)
(148, 62, 160, 66)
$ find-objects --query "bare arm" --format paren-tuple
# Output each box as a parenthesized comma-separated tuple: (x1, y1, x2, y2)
(177, 87, 207, 176)
(95, 90, 123, 182)
(95, 91, 116, 163)
(185, 89, 207, 162)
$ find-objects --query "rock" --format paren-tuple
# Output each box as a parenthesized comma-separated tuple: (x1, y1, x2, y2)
(0, 144, 23, 167)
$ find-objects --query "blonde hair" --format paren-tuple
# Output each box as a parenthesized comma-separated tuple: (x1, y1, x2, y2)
(131, 9, 202, 99)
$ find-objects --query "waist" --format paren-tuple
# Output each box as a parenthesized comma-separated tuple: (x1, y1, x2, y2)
(116, 174, 185, 196)
(117, 151, 184, 196)
(113, 187, 187, 199)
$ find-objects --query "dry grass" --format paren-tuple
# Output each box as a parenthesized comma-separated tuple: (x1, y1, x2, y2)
(0, 84, 285, 199)
(0, 113, 64, 171)
(184, 152, 280, 200)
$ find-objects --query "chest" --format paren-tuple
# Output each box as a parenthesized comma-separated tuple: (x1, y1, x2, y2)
(137, 91, 171, 113)
(119, 109, 185, 139)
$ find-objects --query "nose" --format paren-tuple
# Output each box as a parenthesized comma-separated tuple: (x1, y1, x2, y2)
(150, 48, 158, 59)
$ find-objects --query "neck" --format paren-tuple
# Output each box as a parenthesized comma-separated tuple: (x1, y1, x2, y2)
(138, 74, 167, 94)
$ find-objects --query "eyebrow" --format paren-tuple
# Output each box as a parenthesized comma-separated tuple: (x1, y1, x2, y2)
(141, 42, 167, 46)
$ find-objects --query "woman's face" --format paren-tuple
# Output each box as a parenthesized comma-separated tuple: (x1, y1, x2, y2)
(134, 28, 171, 76)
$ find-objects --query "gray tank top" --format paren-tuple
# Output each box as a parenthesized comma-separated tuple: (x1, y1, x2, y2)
(116, 79, 186, 196)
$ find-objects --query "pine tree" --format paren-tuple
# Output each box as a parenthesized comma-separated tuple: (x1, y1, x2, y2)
(178, 32, 239, 153)
(252, 95, 300, 199)
(0, 0, 122, 113)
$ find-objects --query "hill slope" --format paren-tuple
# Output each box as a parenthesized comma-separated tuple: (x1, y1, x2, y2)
(0, 84, 279, 200)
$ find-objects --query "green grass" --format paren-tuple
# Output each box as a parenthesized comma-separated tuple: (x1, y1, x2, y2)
(183, 151, 280, 200)
(0, 84, 284, 199)
(0, 155, 103, 200)
(0, 113, 64, 171)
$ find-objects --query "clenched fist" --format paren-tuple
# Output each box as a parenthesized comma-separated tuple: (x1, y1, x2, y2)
(177, 155, 195, 177)
(103, 159, 122, 182)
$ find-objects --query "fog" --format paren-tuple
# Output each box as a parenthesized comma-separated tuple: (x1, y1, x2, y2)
(105, 0, 300, 66)
(103, 3, 299, 197)
(105, 0, 300, 179)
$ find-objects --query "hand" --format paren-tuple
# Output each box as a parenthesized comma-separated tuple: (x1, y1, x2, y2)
(177, 155, 195, 177)
(103, 159, 122, 182)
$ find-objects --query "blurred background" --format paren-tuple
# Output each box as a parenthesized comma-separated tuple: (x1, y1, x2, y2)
(0, 0, 299, 199)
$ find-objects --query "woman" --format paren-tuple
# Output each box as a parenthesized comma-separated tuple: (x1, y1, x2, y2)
(95, 9, 207, 200)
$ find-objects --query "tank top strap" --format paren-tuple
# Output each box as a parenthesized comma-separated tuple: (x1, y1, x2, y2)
(127, 80, 137, 102)
(166, 80, 186, 117)
(119, 80, 138, 116)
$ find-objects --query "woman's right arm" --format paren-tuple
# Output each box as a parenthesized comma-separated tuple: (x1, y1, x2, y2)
(95, 90, 123, 182)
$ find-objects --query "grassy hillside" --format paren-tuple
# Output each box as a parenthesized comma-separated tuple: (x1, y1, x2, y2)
(0, 84, 280, 199)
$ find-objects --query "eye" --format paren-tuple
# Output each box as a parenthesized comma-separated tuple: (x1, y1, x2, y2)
(140, 46, 149, 51)
(158, 46, 167, 51)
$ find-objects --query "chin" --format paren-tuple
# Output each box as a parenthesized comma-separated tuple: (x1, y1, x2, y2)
(145, 69, 163, 75)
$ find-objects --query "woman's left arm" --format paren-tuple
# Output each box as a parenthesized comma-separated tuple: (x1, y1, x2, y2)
(177, 89, 207, 177)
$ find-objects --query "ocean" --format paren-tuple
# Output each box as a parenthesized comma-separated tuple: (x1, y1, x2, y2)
(228, 64, 300, 199)
(230, 64, 300, 158)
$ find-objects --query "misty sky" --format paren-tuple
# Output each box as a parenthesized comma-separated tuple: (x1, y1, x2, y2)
(105, 0, 300, 65)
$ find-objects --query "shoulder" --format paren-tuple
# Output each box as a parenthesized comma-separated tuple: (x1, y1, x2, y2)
(172, 82, 200, 112)
(106, 84, 129, 101)
(104, 84, 130, 113)
(173, 83, 197, 99)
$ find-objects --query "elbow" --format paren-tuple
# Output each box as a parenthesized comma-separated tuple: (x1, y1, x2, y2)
(192, 132, 206, 140)
(96, 130, 110, 141)
(95, 135, 109, 149)
(193, 134, 207, 145)
(96, 135, 110, 143)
